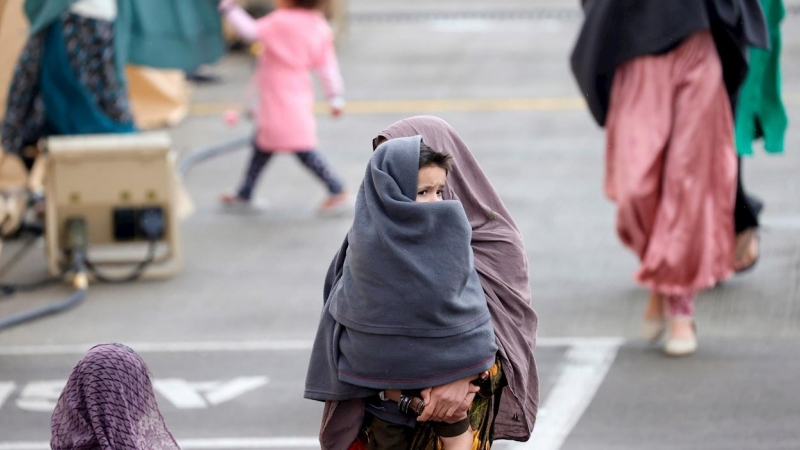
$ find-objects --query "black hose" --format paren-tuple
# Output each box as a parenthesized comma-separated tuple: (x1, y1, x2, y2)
(1, 276, 61, 297)
(177, 135, 250, 177)
(84, 239, 158, 283)
(0, 235, 39, 280)
(0, 287, 86, 332)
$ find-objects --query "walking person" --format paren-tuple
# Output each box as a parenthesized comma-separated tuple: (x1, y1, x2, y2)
(571, 0, 768, 356)
(307, 116, 539, 449)
(732, 0, 789, 273)
(1, 0, 224, 160)
(51, 343, 180, 450)
(218, 0, 350, 214)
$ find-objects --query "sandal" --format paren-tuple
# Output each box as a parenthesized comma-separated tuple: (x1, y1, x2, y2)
(640, 293, 666, 343)
(219, 191, 267, 213)
(733, 228, 760, 273)
(664, 317, 697, 357)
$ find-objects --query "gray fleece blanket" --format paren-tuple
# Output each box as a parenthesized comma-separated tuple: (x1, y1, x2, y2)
(305, 135, 497, 401)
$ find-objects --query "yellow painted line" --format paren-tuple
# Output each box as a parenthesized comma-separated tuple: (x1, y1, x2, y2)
(190, 94, 800, 117)
(189, 97, 587, 116)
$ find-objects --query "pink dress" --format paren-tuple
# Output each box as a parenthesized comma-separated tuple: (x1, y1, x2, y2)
(605, 32, 735, 298)
(250, 9, 343, 152)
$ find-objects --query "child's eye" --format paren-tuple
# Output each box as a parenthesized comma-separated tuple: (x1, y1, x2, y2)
(417, 190, 426, 196)
(436, 190, 444, 196)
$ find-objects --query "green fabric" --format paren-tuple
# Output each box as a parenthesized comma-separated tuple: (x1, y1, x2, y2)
(24, 0, 79, 35)
(23, 0, 223, 74)
(735, 0, 788, 156)
(126, 0, 224, 71)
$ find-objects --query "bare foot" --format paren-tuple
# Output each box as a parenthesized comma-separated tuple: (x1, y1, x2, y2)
(318, 191, 352, 216)
(733, 229, 759, 273)
(220, 191, 247, 205)
(644, 293, 665, 321)
(668, 317, 695, 341)
(641, 293, 667, 342)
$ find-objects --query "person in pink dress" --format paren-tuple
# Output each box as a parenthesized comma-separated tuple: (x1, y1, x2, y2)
(219, 0, 350, 213)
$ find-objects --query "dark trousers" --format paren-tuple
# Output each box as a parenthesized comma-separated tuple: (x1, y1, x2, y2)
(734, 157, 762, 234)
(236, 144, 344, 201)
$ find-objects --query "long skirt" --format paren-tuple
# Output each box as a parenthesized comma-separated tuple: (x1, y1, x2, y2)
(604, 31, 736, 297)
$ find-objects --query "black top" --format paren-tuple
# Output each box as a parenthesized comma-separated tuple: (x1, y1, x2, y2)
(571, 0, 769, 126)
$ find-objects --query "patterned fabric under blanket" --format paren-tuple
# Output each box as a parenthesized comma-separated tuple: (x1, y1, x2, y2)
(350, 359, 506, 450)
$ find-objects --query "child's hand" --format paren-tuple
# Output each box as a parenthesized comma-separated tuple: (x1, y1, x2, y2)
(219, 0, 236, 13)
(223, 109, 240, 127)
(329, 97, 345, 119)
(417, 375, 478, 423)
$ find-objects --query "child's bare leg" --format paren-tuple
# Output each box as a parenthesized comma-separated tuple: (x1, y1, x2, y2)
(440, 428, 473, 450)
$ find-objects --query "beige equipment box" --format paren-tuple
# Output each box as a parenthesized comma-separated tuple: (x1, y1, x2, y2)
(44, 132, 182, 280)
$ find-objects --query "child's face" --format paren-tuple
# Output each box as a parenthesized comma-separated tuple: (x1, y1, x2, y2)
(416, 165, 447, 203)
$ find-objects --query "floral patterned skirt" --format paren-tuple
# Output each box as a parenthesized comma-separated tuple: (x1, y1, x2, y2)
(1, 12, 132, 154)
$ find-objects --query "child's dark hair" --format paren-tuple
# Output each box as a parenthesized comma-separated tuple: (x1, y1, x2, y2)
(419, 142, 453, 172)
(292, 0, 325, 10)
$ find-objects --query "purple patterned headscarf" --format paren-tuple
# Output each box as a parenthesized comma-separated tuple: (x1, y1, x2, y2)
(51, 343, 180, 450)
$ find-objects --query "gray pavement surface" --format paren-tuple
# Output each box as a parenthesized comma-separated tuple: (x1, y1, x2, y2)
(2, 1, 800, 448)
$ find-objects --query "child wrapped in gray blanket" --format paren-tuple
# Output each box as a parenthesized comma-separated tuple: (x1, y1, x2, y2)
(304, 135, 498, 449)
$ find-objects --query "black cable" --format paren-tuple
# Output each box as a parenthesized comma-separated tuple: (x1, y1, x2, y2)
(84, 238, 158, 283)
(0, 235, 38, 280)
(0, 252, 86, 332)
(1, 276, 61, 297)
(177, 135, 250, 177)
(0, 287, 86, 332)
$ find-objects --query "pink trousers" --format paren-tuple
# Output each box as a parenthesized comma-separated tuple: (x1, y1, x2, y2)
(605, 32, 736, 310)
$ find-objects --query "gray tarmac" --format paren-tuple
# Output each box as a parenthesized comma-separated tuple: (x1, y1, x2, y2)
(1, 1, 800, 448)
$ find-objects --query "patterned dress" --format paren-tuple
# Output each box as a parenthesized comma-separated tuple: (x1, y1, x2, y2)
(1, 12, 132, 154)
(352, 360, 506, 450)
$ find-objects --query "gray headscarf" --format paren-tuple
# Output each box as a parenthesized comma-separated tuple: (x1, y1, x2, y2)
(314, 117, 539, 449)
(305, 135, 497, 399)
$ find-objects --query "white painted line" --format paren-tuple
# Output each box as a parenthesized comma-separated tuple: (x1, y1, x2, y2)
(0, 337, 624, 356)
(0, 382, 13, 411)
(0, 340, 315, 356)
(0, 438, 320, 450)
(153, 379, 209, 409)
(494, 341, 621, 450)
(205, 377, 269, 406)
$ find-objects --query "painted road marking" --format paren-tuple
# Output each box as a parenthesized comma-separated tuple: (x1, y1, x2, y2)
(15, 381, 65, 412)
(0, 340, 316, 355)
(0, 377, 269, 412)
(0, 337, 621, 356)
(189, 94, 800, 116)
(0, 382, 13, 412)
(494, 339, 622, 450)
(154, 377, 269, 409)
(190, 97, 587, 117)
(0, 338, 622, 450)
